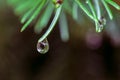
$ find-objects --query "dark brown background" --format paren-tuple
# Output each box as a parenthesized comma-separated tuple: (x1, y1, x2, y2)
(0, 1, 120, 80)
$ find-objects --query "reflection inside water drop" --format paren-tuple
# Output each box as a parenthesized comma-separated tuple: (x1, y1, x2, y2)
(37, 38, 49, 54)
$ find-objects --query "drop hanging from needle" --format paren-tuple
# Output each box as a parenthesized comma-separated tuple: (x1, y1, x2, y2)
(37, 38, 49, 54)
(36, 1, 62, 54)
(97, 16, 106, 32)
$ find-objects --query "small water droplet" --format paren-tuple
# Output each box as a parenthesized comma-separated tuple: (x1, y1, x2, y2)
(37, 38, 49, 54)
(97, 16, 106, 32)
(52, 0, 63, 8)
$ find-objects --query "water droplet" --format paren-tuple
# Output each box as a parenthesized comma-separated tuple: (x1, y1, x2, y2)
(52, 0, 63, 8)
(37, 38, 49, 54)
(97, 16, 106, 32)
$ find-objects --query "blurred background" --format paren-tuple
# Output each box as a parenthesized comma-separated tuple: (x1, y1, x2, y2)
(0, 0, 120, 80)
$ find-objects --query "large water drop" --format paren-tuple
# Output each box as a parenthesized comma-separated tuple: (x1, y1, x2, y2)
(37, 38, 49, 54)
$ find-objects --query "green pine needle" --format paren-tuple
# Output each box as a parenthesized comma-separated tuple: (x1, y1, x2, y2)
(101, 0, 113, 20)
(34, 2, 54, 33)
(7, 0, 120, 40)
(21, 0, 46, 32)
(106, 0, 120, 10)
(59, 11, 69, 42)
(38, 5, 62, 42)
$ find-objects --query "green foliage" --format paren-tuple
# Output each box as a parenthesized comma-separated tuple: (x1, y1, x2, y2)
(7, 0, 120, 41)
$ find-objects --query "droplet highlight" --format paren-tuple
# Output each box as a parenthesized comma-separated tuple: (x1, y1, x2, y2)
(37, 38, 49, 54)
